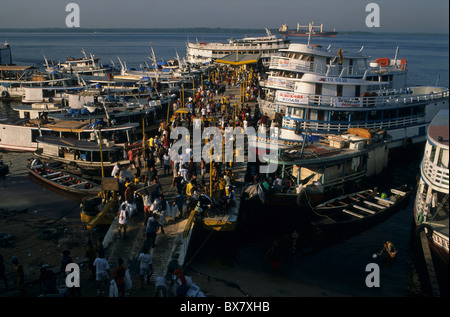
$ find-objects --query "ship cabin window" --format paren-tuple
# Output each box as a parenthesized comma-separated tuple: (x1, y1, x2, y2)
(336, 85, 343, 97)
(355, 85, 361, 97)
(368, 110, 382, 121)
(351, 111, 367, 122)
(429, 145, 436, 163)
(289, 107, 303, 117)
(437, 148, 448, 169)
(329, 110, 350, 122)
(398, 107, 412, 118)
(383, 109, 397, 119)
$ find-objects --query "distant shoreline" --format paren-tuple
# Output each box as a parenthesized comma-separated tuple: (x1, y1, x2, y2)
(0, 28, 448, 36)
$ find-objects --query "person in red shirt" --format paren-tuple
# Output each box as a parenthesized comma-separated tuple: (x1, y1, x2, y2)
(169, 267, 187, 297)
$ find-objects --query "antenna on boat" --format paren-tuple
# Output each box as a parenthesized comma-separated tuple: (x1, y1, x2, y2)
(393, 46, 399, 64)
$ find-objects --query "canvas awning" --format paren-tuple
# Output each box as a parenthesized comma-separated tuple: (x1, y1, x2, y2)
(215, 53, 261, 66)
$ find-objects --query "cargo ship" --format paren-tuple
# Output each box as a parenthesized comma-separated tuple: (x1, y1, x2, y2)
(279, 22, 337, 37)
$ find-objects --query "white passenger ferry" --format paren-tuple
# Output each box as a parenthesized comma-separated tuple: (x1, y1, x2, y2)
(258, 42, 449, 150)
(414, 109, 449, 265)
(186, 28, 290, 66)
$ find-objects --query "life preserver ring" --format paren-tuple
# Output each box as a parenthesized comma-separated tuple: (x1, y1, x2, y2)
(1, 91, 10, 98)
(384, 241, 398, 258)
(403, 137, 412, 150)
(415, 223, 433, 239)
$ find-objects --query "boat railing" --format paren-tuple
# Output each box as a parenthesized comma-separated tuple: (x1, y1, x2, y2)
(283, 115, 426, 133)
(421, 156, 450, 191)
(268, 56, 366, 76)
(275, 87, 449, 109)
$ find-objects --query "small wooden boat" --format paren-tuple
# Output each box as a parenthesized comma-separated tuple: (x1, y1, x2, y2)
(311, 184, 412, 232)
(27, 160, 102, 197)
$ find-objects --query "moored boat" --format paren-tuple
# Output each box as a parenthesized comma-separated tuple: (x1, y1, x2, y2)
(186, 28, 290, 66)
(278, 22, 337, 37)
(311, 184, 412, 233)
(414, 109, 449, 265)
(254, 128, 391, 206)
(33, 135, 131, 175)
(258, 40, 449, 151)
(27, 159, 102, 197)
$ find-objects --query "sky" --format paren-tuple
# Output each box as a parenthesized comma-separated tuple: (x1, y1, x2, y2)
(0, 0, 448, 33)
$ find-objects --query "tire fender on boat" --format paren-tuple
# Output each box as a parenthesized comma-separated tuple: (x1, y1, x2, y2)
(1, 91, 10, 98)
(415, 223, 433, 239)
(402, 137, 412, 150)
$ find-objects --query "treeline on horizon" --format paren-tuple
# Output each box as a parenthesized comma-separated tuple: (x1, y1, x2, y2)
(0, 27, 447, 36)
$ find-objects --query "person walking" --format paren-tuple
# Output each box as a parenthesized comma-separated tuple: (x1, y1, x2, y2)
(112, 257, 126, 297)
(93, 250, 110, 296)
(163, 150, 171, 176)
(145, 213, 165, 248)
(11, 256, 25, 297)
(138, 247, 153, 289)
(117, 204, 129, 239)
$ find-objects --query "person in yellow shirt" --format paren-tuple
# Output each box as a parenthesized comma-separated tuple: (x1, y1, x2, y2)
(148, 136, 154, 153)
(185, 181, 194, 196)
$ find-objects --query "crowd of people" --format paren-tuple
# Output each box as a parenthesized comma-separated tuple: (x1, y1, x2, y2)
(0, 64, 265, 298)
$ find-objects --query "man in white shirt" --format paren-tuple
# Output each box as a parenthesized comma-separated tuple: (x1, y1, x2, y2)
(138, 248, 153, 288)
(93, 251, 110, 296)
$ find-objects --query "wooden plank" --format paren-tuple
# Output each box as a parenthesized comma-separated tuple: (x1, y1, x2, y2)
(363, 200, 386, 209)
(353, 204, 376, 214)
(375, 196, 394, 205)
(342, 209, 364, 218)
(42, 172, 61, 178)
(391, 188, 407, 196)
(68, 181, 86, 187)
(50, 175, 71, 181)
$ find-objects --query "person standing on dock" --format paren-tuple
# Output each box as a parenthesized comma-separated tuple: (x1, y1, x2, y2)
(118, 204, 129, 239)
(93, 250, 110, 296)
(11, 256, 25, 297)
(145, 213, 165, 248)
(138, 247, 153, 289)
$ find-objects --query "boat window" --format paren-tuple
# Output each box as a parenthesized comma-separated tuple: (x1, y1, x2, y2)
(398, 107, 411, 118)
(355, 85, 361, 97)
(437, 148, 447, 169)
(383, 109, 397, 119)
(368, 110, 382, 121)
(336, 85, 343, 97)
(430, 145, 436, 163)
(351, 111, 367, 122)
(329, 110, 349, 122)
